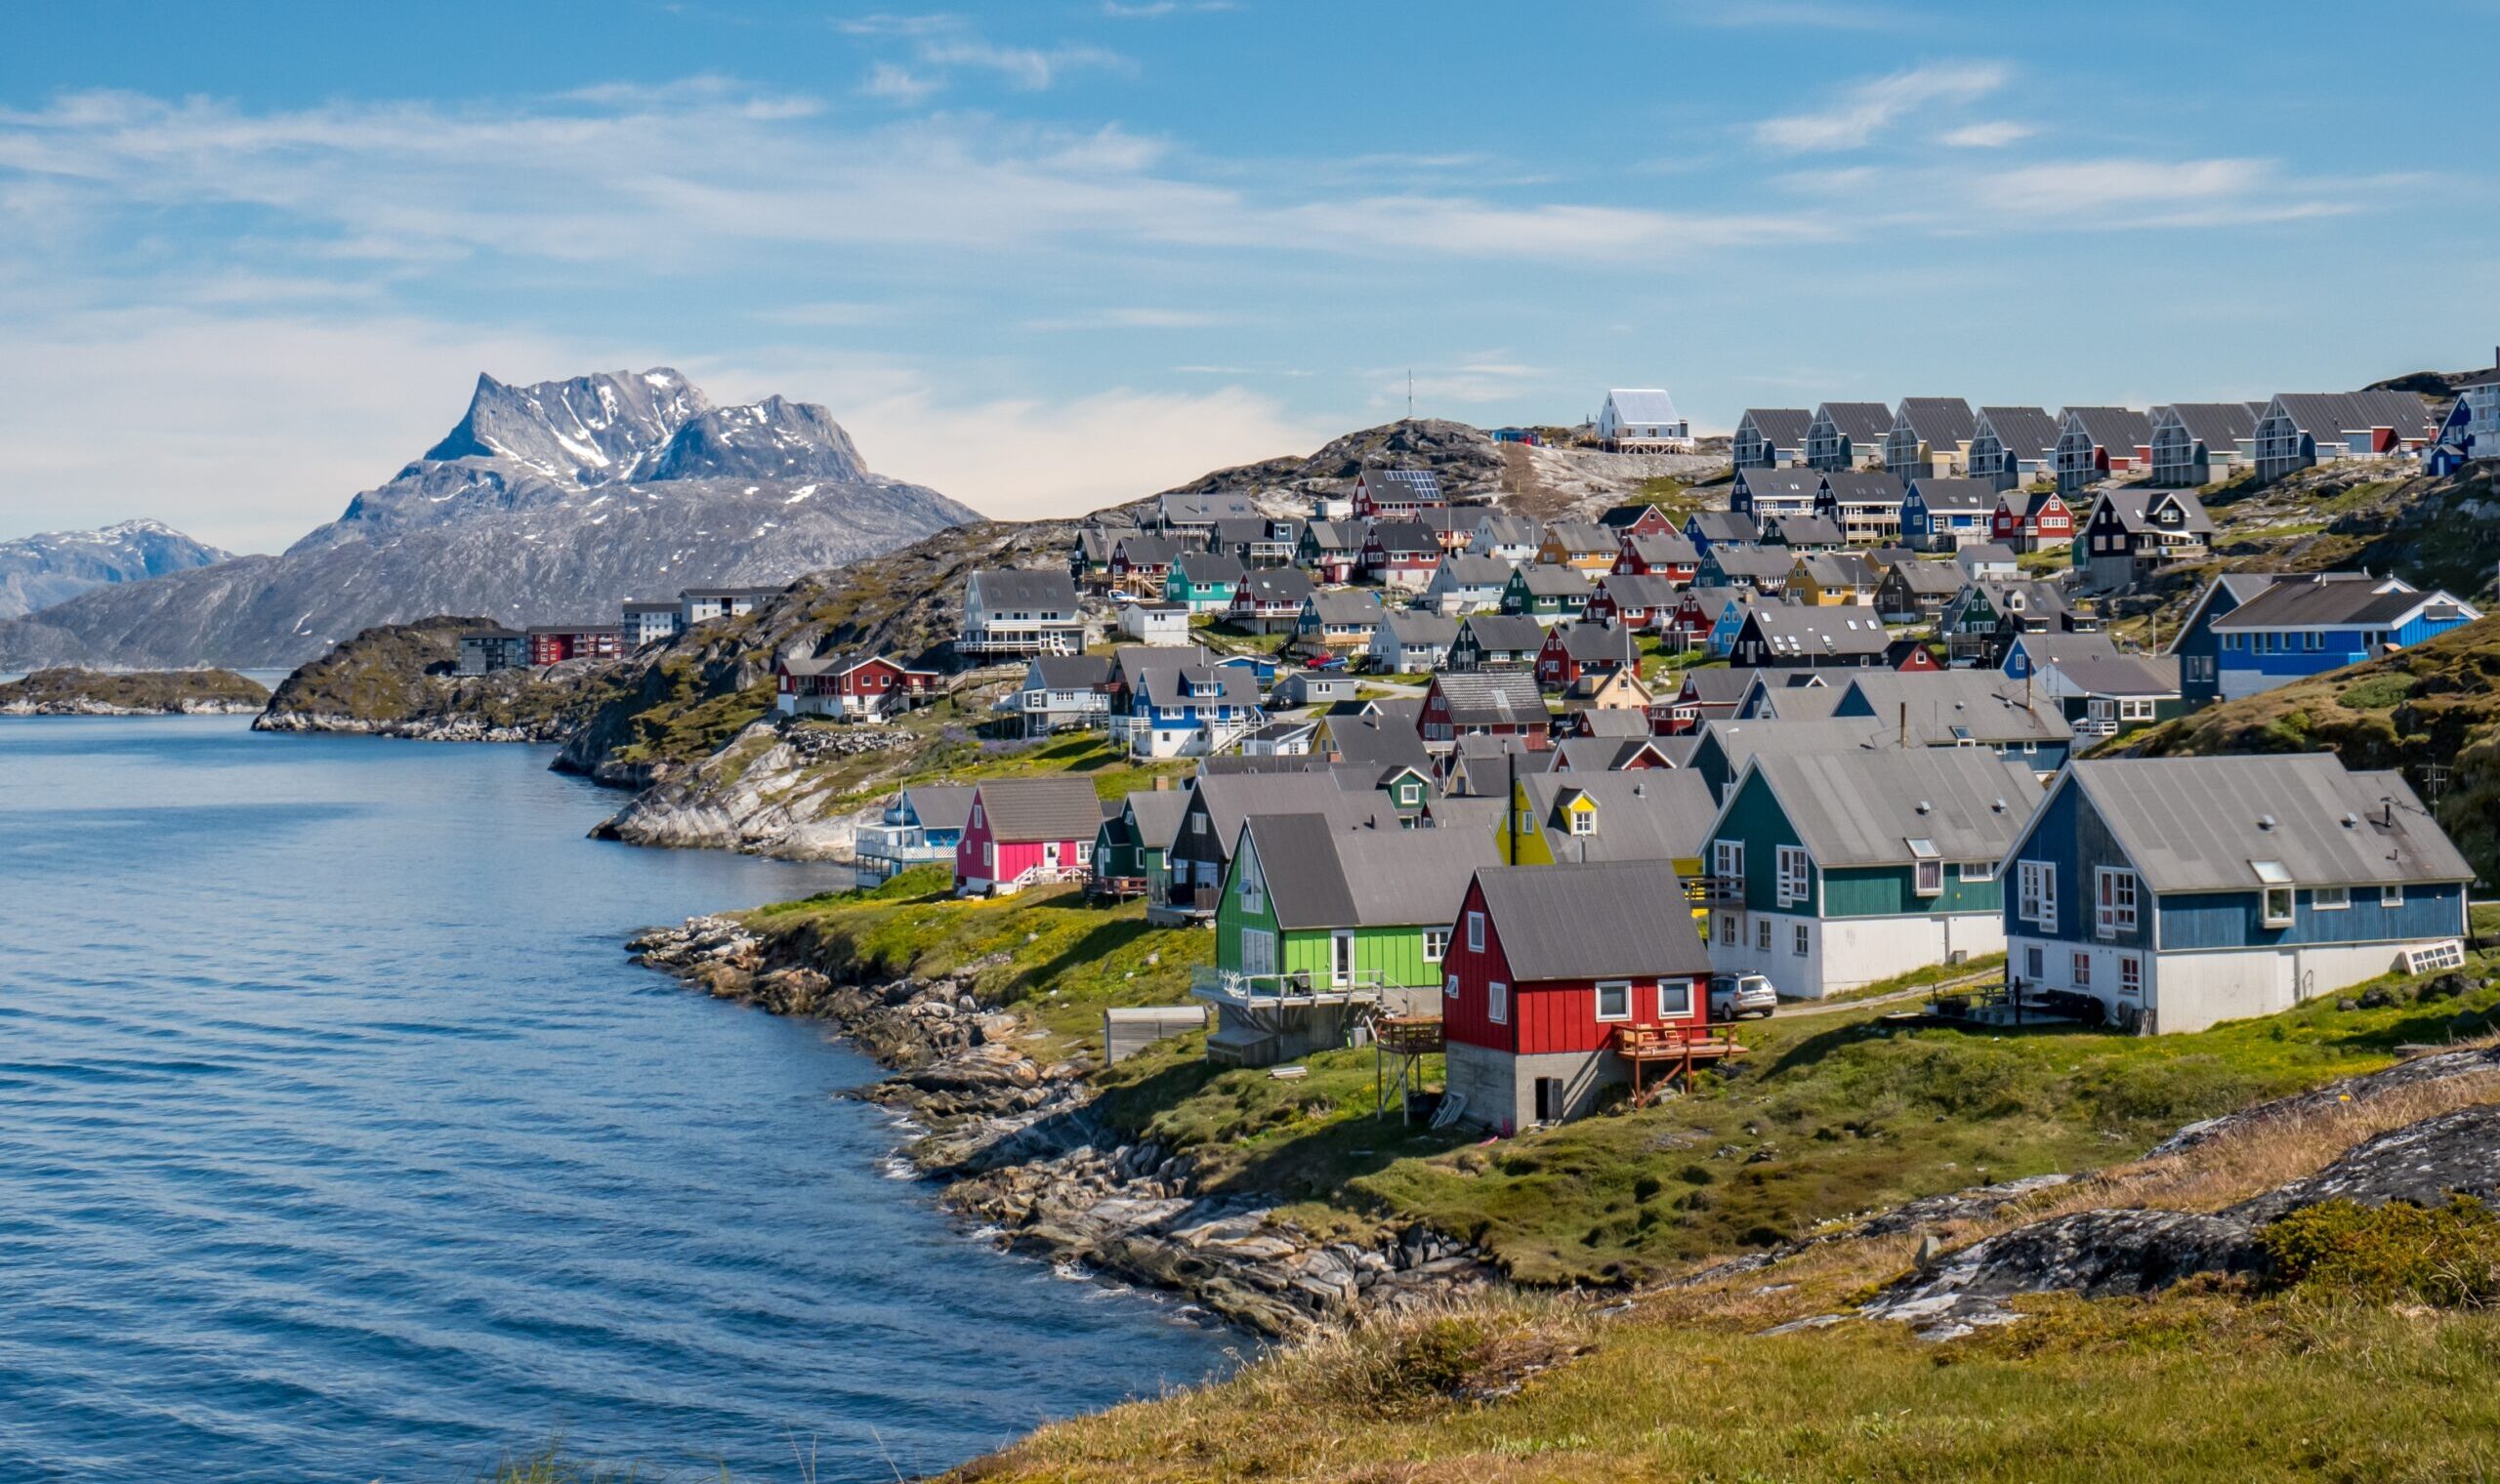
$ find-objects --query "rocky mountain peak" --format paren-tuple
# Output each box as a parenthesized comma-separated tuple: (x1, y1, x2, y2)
(641, 394, 870, 483)
(422, 367, 712, 487)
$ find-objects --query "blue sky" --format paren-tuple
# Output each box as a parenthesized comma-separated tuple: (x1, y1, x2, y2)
(3, 0, 2493, 552)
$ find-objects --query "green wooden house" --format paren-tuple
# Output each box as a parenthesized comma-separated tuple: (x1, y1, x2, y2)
(1199, 812, 1496, 1064)
(1091, 787, 1191, 899)
(1702, 749, 2041, 1000)
(1498, 563, 1592, 623)
(1164, 553, 1251, 613)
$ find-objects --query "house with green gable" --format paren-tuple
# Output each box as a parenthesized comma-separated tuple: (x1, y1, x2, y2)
(1198, 813, 1496, 1065)
(1090, 786, 1189, 901)
(1164, 552, 1250, 613)
(1702, 748, 2040, 999)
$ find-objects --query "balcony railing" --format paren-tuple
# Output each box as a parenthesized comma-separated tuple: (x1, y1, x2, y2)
(854, 825, 950, 864)
(1689, 875, 1744, 906)
(1190, 966, 1389, 1006)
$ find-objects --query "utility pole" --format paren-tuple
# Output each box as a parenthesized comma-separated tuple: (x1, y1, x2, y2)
(1406, 369, 1414, 421)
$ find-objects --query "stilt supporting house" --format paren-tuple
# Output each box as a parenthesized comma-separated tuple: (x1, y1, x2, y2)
(1371, 1013, 1445, 1121)
(1617, 1024, 1745, 1107)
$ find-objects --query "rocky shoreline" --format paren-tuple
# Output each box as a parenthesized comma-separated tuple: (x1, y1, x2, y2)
(251, 709, 574, 742)
(627, 914, 1497, 1339)
(0, 665, 271, 717)
(2, 696, 264, 716)
(591, 719, 917, 859)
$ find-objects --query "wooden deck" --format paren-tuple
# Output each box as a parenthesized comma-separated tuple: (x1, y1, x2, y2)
(1613, 1025, 1747, 1104)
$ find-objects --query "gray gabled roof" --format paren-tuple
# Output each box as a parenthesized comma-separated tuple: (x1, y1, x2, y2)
(2095, 487, 2215, 536)
(1572, 709, 1657, 739)
(1191, 769, 1398, 859)
(2008, 631, 2120, 668)
(2267, 391, 2437, 438)
(1474, 513, 1545, 546)
(970, 568, 1080, 612)
(2210, 575, 2471, 631)
(1433, 668, 1551, 725)
(1556, 620, 1639, 664)
(1707, 547, 1796, 580)
(1173, 551, 1252, 585)
(2043, 653, 2181, 698)
(1473, 861, 1715, 981)
(1361, 465, 1447, 501)
(1367, 519, 1437, 553)
(1621, 532, 1701, 565)
(1433, 553, 1517, 588)
(1458, 612, 1548, 653)
(2061, 405, 2153, 452)
(2157, 402, 2260, 447)
(974, 776, 1106, 843)
(1743, 750, 2043, 868)
(1955, 541, 2021, 566)
(1303, 519, 1359, 551)
(1026, 654, 1114, 690)
(1242, 812, 1494, 932)
(1514, 563, 1593, 598)
(1688, 510, 1763, 543)
(1680, 667, 1769, 706)
(1815, 401, 1895, 442)
(1741, 604, 1892, 657)
(2062, 756, 2472, 890)
(1796, 553, 1880, 590)
(1838, 669, 2072, 744)
(1162, 491, 1260, 523)
(1135, 664, 1262, 710)
(1523, 769, 1718, 864)
(1305, 588, 1388, 625)
(1597, 571, 1682, 608)
(1744, 676, 1849, 721)
(1895, 397, 1977, 446)
(1234, 566, 1316, 605)
(1739, 408, 1813, 446)
(1976, 405, 2062, 458)
(901, 784, 977, 834)
(1327, 711, 1435, 773)
(1736, 469, 1823, 502)
(1544, 521, 1616, 554)
(1121, 788, 1192, 850)
(1763, 514, 1845, 547)
(1906, 476, 1999, 513)
(1381, 610, 1461, 647)
(1820, 469, 1904, 503)
(1887, 559, 1967, 597)
(1604, 389, 1684, 425)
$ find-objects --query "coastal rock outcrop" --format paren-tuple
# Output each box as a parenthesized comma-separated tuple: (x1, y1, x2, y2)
(252, 615, 615, 742)
(627, 914, 1496, 1338)
(0, 666, 268, 716)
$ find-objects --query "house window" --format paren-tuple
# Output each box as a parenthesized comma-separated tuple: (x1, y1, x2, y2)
(1596, 981, 1632, 1021)
(1444, 973, 1459, 1000)
(2381, 884, 2405, 908)
(2019, 861, 2057, 927)
(2120, 955, 2142, 997)
(2096, 868, 2139, 937)
(1757, 919, 1772, 951)
(1793, 922, 1810, 957)
(1568, 808, 1595, 837)
(2312, 886, 2350, 911)
(1659, 979, 1691, 1017)
(1959, 861, 1996, 883)
(1488, 981, 1508, 1024)
(2073, 952, 2092, 988)
(971, 803, 983, 828)
(2119, 698, 2156, 721)
(2262, 885, 2295, 928)
(1466, 911, 1484, 953)
(1713, 839, 1745, 884)
(1914, 859, 1944, 896)
(1423, 928, 1449, 964)
(2025, 944, 2044, 979)
(1775, 845, 1810, 907)
(1720, 914, 1739, 946)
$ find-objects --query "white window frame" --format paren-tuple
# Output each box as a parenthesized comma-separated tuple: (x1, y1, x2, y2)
(1959, 860, 1997, 883)
(1775, 845, 1810, 907)
(1487, 981, 1508, 1025)
(1595, 980, 1632, 1022)
(1568, 807, 1595, 837)
(2381, 884, 2405, 908)
(1466, 911, 1484, 953)
(1792, 922, 1810, 957)
(1719, 913, 1739, 946)
(2019, 860, 2057, 928)
(1237, 853, 1267, 915)
(1713, 839, 1745, 884)
(1757, 919, 1772, 951)
(2095, 867, 2138, 938)
(2262, 885, 2295, 928)
(2119, 954, 2142, 997)
(1659, 978, 1691, 1018)
(1914, 859, 1944, 897)
(2312, 886, 2350, 912)
(1423, 928, 1449, 964)
(1444, 972, 1459, 1000)
(2073, 951, 2092, 988)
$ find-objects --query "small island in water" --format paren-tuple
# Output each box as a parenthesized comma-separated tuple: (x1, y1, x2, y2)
(0, 666, 271, 716)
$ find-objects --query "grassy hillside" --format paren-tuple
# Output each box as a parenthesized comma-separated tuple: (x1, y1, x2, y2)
(2128, 612, 2500, 884)
(258, 615, 608, 737)
(0, 665, 267, 711)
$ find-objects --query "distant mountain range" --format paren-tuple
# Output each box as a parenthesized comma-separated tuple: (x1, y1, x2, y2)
(0, 369, 980, 670)
(0, 519, 232, 621)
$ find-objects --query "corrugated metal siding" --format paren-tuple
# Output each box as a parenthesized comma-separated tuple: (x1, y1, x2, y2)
(1821, 865, 2001, 919)
(2159, 884, 2467, 950)
(1716, 769, 1807, 912)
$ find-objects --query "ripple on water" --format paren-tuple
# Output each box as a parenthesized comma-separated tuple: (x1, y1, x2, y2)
(0, 718, 1230, 1481)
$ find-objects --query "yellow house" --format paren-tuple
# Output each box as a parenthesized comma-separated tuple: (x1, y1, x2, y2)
(1537, 520, 1620, 576)
(1789, 552, 1881, 606)
(1497, 771, 1716, 918)
(1566, 666, 1654, 712)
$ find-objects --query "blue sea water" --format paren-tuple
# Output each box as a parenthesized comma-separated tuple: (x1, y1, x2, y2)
(0, 717, 1231, 1482)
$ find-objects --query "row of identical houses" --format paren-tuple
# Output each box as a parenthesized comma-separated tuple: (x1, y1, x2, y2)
(1732, 392, 2447, 492)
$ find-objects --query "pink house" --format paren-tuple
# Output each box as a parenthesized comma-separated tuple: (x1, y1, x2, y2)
(953, 777, 1108, 896)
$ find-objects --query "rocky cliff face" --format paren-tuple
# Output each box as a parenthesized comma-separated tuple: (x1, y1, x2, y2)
(0, 519, 232, 621)
(252, 614, 618, 742)
(0, 368, 979, 670)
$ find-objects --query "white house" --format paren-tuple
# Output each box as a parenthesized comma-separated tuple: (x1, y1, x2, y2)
(1595, 389, 1693, 451)
(961, 568, 1087, 657)
(1118, 599, 1191, 646)
(622, 599, 683, 645)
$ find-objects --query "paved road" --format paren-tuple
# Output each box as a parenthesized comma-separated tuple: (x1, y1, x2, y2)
(1777, 968, 2001, 1019)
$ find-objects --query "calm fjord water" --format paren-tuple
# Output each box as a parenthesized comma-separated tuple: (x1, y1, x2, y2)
(0, 718, 1228, 1482)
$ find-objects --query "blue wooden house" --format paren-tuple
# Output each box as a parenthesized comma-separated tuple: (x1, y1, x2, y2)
(1684, 510, 1763, 557)
(1897, 476, 2000, 552)
(2001, 756, 2474, 1033)
(2208, 575, 2479, 703)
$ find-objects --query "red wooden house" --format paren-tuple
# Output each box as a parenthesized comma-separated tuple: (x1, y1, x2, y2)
(526, 624, 623, 665)
(1886, 639, 1944, 672)
(1612, 533, 1701, 583)
(1107, 533, 1184, 596)
(1419, 670, 1550, 748)
(1534, 621, 1638, 691)
(776, 651, 940, 720)
(953, 777, 1106, 896)
(1598, 502, 1681, 538)
(1352, 466, 1447, 520)
(1441, 860, 1720, 1131)
(1583, 573, 1681, 631)
(1359, 520, 1441, 592)
(1989, 490, 2075, 555)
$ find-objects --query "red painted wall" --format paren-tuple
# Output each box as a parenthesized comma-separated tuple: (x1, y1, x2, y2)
(1442, 879, 1710, 1054)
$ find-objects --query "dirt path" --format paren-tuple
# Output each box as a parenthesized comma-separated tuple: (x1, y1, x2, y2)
(1779, 966, 2002, 1018)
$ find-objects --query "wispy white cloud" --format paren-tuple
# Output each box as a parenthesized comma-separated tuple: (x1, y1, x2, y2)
(860, 62, 940, 103)
(1965, 156, 2363, 225)
(1938, 120, 2035, 148)
(842, 13, 1133, 99)
(915, 37, 1133, 91)
(1753, 61, 2012, 151)
(1101, 0, 1233, 16)
(1371, 355, 1546, 408)
(1022, 307, 1232, 330)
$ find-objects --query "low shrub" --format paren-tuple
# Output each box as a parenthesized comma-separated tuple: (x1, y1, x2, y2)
(2257, 1196, 2500, 1306)
(2338, 673, 2417, 711)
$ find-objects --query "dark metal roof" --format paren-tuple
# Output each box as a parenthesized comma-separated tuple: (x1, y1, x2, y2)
(1739, 408, 1814, 445)
(1746, 750, 2043, 867)
(901, 784, 978, 834)
(2157, 401, 2260, 447)
(1597, 572, 1682, 607)
(1515, 563, 1594, 597)
(1362, 466, 1447, 501)
(1736, 469, 1823, 501)
(1906, 476, 1999, 512)
(1820, 470, 1905, 502)
(1688, 510, 1763, 542)
(1473, 860, 1715, 981)
(2061, 405, 2152, 451)
(1458, 613, 1548, 652)
(1433, 669, 1550, 725)
(1741, 605, 1892, 658)
(1234, 566, 1316, 604)
(1975, 405, 2061, 458)
(1525, 769, 1717, 862)
(2066, 756, 2473, 890)
(974, 776, 1106, 843)
(1764, 515, 1845, 547)
(1895, 397, 1977, 446)
(1816, 401, 1895, 442)
(970, 568, 1080, 611)
(2211, 575, 2468, 630)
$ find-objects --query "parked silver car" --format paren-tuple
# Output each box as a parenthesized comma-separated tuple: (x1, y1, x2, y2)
(1709, 972, 1778, 1020)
